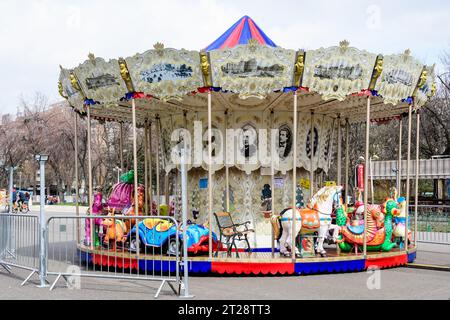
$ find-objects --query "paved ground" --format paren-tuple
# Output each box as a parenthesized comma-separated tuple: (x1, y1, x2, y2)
(1, 206, 449, 300)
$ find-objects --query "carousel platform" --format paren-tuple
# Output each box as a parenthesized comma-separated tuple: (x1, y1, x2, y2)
(77, 244, 417, 276)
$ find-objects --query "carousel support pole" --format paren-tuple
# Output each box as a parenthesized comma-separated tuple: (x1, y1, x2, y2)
(337, 116, 342, 186)
(405, 104, 413, 253)
(148, 122, 153, 212)
(310, 112, 314, 198)
(144, 121, 149, 215)
(291, 92, 298, 261)
(74, 112, 80, 244)
(119, 122, 124, 172)
(344, 119, 350, 204)
(156, 117, 161, 215)
(164, 173, 169, 206)
(397, 117, 403, 195)
(414, 111, 420, 247)
(87, 106, 94, 250)
(208, 90, 213, 259)
(270, 109, 275, 258)
(363, 96, 371, 257)
(132, 99, 140, 266)
(225, 110, 230, 212)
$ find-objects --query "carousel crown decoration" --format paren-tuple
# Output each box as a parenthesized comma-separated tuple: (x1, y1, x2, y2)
(293, 50, 306, 87)
(153, 42, 165, 56)
(199, 51, 212, 87)
(88, 52, 96, 65)
(402, 48, 411, 62)
(69, 71, 82, 92)
(339, 39, 350, 53)
(412, 66, 428, 98)
(58, 81, 68, 99)
(368, 54, 384, 90)
(118, 57, 134, 93)
(248, 38, 260, 52)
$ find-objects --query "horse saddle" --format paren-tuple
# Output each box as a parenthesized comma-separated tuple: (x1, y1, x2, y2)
(299, 208, 320, 230)
(347, 224, 364, 235)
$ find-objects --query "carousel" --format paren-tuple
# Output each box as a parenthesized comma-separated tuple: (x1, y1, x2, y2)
(57, 16, 435, 275)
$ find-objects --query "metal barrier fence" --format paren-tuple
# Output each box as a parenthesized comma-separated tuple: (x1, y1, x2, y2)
(45, 215, 182, 298)
(0, 214, 40, 285)
(410, 205, 450, 245)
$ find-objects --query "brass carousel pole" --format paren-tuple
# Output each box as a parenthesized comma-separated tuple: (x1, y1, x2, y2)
(74, 112, 80, 244)
(86, 105, 94, 250)
(363, 96, 371, 257)
(270, 109, 275, 258)
(208, 90, 213, 259)
(148, 122, 153, 212)
(156, 116, 161, 215)
(291, 91, 298, 261)
(405, 103, 413, 253)
(414, 110, 420, 247)
(337, 115, 342, 186)
(131, 98, 140, 266)
(225, 110, 230, 212)
(344, 119, 350, 205)
(144, 120, 149, 215)
(310, 111, 314, 198)
(397, 117, 403, 195)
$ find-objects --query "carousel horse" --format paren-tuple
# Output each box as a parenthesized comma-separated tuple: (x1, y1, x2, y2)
(276, 186, 343, 257)
(337, 198, 400, 252)
(84, 188, 105, 246)
(392, 197, 412, 249)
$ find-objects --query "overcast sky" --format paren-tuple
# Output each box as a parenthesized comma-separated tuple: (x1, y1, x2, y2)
(0, 0, 449, 115)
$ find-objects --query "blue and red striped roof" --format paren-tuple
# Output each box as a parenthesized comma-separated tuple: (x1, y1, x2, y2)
(205, 16, 276, 51)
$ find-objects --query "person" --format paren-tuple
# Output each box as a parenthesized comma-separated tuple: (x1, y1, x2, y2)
(18, 191, 25, 209)
(278, 127, 292, 159)
(12, 188, 17, 209)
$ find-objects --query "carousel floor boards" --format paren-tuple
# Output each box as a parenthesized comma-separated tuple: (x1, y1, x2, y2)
(77, 244, 416, 276)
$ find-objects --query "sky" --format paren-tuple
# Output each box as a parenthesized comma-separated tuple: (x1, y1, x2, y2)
(0, 0, 449, 115)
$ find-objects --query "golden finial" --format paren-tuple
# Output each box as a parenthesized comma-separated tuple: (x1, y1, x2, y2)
(339, 40, 350, 53)
(429, 82, 437, 97)
(368, 54, 384, 90)
(402, 49, 411, 62)
(58, 81, 68, 99)
(413, 67, 428, 97)
(248, 38, 260, 52)
(88, 52, 96, 65)
(69, 71, 81, 92)
(293, 50, 305, 87)
(153, 42, 164, 56)
(199, 51, 212, 87)
(118, 57, 134, 93)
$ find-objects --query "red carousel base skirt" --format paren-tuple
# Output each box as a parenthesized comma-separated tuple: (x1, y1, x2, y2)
(78, 245, 416, 276)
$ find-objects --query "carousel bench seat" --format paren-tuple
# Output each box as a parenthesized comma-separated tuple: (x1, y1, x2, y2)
(214, 211, 254, 258)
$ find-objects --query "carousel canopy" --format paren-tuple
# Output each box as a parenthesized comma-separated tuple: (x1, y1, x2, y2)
(205, 15, 277, 51)
(57, 16, 436, 126)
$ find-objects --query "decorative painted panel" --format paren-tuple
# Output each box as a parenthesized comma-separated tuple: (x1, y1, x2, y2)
(302, 43, 377, 101)
(209, 44, 296, 99)
(125, 47, 203, 101)
(375, 51, 424, 105)
(73, 56, 128, 103)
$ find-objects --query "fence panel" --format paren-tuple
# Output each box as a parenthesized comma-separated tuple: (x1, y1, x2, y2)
(0, 214, 39, 279)
(46, 215, 181, 298)
(410, 205, 450, 245)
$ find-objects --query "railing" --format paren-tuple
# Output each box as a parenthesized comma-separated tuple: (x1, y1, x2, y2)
(0, 214, 40, 285)
(0, 213, 185, 298)
(410, 205, 450, 245)
(371, 158, 450, 179)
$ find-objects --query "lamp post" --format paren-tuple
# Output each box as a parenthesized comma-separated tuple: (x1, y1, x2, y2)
(35, 154, 49, 288)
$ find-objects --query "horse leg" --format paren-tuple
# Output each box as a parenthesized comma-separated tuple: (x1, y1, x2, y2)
(317, 225, 328, 257)
(279, 222, 290, 257)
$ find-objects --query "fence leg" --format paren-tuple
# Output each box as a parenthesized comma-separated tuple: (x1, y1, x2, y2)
(21, 270, 37, 286)
(155, 280, 167, 299)
(50, 273, 63, 291)
(0, 263, 12, 274)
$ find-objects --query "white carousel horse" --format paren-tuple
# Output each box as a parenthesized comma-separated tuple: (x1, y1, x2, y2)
(278, 185, 343, 257)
